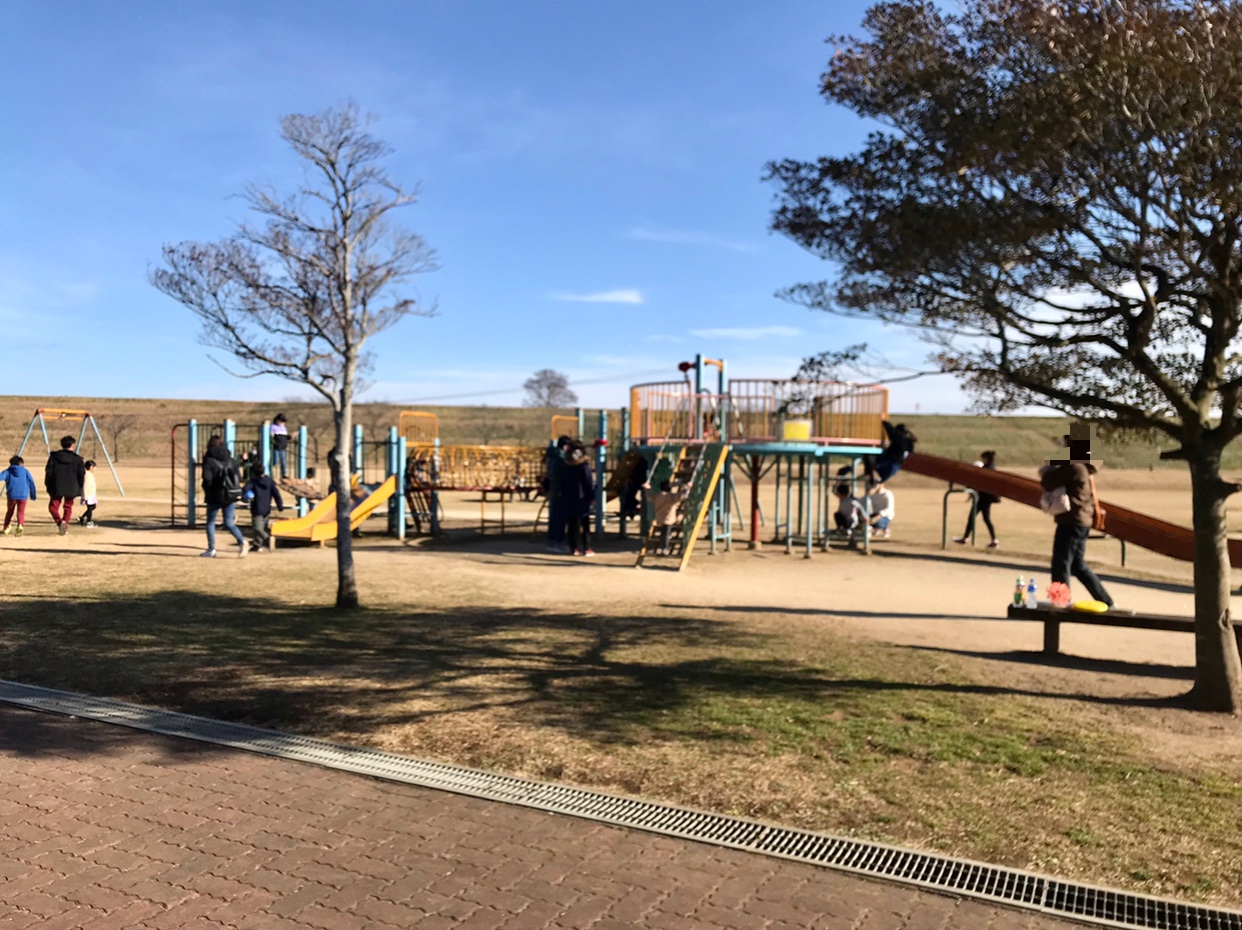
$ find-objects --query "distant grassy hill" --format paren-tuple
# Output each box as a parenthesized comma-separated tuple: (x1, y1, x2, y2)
(0, 396, 1231, 470)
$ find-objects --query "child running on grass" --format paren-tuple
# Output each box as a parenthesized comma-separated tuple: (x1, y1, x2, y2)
(78, 460, 98, 527)
(242, 462, 284, 553)
(0, 455, 36, 536)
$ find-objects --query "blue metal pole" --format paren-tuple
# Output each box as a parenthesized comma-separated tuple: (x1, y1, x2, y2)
(694, 353, 705, 439)
(17, 414, 39, 458)
(223, 420, 236, 456)
(594, 410, 607, 538)
(352, 424, 364, 481)
(576, 407, 585, 441)
(297, 425, 308, 517)
(621, 407, 631, 452)
(805, 457, 816, 559)
(187, 419, 199, 529)
(430, 438, 442, 537)
(260, 420, 272, 474)
(396, 436, 407, 540)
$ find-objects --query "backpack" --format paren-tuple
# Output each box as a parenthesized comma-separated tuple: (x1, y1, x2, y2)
(220, 464, 244, 504)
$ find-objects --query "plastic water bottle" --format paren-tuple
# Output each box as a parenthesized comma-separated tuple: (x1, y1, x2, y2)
(1025, 578, 1039, 609)
(1013, 577, 1024, 606)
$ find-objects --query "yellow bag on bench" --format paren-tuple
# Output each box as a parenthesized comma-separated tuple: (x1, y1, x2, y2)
(1071, 599, 1109, 613)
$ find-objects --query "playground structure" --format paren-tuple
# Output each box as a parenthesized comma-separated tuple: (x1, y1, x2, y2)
(161, 351, 1232, 573)
(170, 419, 408, 541)
(18, 408, 125, 495)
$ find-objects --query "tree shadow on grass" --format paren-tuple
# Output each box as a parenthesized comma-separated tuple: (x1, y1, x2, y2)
(0, 590, 1179, 762)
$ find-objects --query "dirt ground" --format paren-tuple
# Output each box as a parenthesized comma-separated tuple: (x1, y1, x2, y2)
(8, 458, 1241, 770)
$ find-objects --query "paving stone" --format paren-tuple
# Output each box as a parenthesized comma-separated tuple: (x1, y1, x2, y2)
(0, 703, 1092, 930)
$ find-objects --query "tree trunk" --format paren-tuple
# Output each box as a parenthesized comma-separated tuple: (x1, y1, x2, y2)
(1187, 449, 1242, 712)
(333, 398, 359, 609)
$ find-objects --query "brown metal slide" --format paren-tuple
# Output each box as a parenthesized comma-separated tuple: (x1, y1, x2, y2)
(901, 452, 1242, 568)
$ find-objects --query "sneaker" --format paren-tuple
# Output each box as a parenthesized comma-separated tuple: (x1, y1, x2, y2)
(200, 549, 217, 558)
(572, 549, 582, 556)
(584, 549, 596, 557)
(987, 539, 1000, 549)
(87, 522, 97, 528)
(882, 529, 891, 539)
(14, 526, 22, 537)
(951, 536, 966, 545)
(237, 542, 247, 559)
(0, 528, 10, 536)
(58, 521, 69, 536)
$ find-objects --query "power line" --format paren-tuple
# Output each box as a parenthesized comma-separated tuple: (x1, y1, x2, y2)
(402, 368, 675, 404)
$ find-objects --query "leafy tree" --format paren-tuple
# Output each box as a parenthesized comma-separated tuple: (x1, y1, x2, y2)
(523, 368, 578, 408)
(768, 0, 1242, 710)
(152, 104, 437, 608)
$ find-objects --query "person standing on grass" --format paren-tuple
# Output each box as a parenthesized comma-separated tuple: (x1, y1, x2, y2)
(45, 436, 85, 536)
(563, 441, 596, 557)
(200, 434, 246, 558)
(954, 450, 1001, 548)
(0, 455, 36, 537)
(544, 435, 572, 554)
(243, 462, 284, 553)
(1040, 430, 1113, 608)
(78, 460, 99, 527)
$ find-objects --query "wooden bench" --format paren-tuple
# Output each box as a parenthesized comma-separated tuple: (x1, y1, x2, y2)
(1006, 604, 1242, 656)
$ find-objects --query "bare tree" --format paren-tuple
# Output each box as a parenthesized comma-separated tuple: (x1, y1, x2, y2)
(523, 369, 577, 408)
(151, 104, 437, 608)
(101, 414, 139, 461)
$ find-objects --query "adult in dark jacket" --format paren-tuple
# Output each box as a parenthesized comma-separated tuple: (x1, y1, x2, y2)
(200, 434, 246, 558)
(544, 435, 572, 554)
(954, 450, 1001, 548)
(45, 435, 86, 535)
(561, 442, 596, 556)
(1040, 440, 1113, 607)
(242, 462, 285, 553)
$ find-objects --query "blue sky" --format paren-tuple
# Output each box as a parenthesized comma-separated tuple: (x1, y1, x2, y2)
(1, 1, 972, 413)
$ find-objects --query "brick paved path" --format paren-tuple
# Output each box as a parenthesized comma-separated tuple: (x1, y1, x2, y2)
(0, 704, 1088, 929)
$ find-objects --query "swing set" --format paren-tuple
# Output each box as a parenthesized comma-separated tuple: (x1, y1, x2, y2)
(16, 408, 126, 495)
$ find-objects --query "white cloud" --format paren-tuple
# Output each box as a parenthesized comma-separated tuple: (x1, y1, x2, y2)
(643, 333, 684, 344)
(626, 227, 758, 253)
(689, 325, 801, 340)
(552, 289, 645, 304)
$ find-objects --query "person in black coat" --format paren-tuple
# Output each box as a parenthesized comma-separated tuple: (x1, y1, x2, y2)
(200, 434, 247, 558)
(953, 450, 1001, 548)
(45, 435, 85, 535)
(561, 441, 596, 556)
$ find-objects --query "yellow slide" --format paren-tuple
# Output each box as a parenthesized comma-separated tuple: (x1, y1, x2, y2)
(270, 475, 397, 547)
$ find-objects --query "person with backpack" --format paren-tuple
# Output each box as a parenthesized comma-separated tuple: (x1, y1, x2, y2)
(45, 435, 86, 536)
(200, 434, 246, 558)
(242, 462, 284, 553)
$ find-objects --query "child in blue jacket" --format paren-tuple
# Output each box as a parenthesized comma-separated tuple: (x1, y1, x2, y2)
(1, 455, 37, 536)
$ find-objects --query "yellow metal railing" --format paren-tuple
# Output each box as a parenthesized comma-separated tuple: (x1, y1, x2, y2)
(399, 411, 439, 443)
(550, 414, 579, 441)
(630, 380, 887, 445)
(407, 443, 545, 491)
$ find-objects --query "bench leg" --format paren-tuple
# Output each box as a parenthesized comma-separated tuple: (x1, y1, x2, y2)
(1044, 620, 1061, 656)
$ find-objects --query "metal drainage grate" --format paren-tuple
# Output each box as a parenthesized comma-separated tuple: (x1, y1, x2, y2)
(1, 680, 1237, 930)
